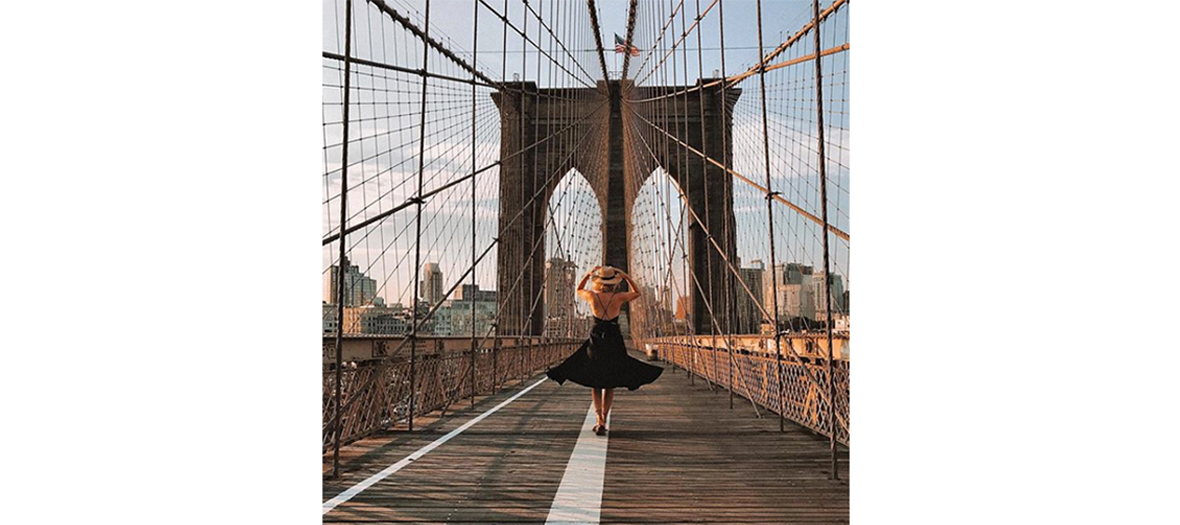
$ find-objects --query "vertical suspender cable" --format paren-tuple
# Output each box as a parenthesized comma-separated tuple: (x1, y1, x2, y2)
(714, 0, 736, 409)
(528, 0, 541, 382)
(470, 0, 480, 409)
(331, 0, 355, 480)
(492, 0, 509, 396)
(408, 0, 434, 433)
(671, 0, 689, 386)
(754, 0, 787, 433)
(521, 2, 531, 382)
(811, 0, 839, 480)
(692, 0, 719, 391)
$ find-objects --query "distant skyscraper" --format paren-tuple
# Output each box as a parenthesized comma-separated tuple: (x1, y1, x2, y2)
(430, 304, 453, 336)
(420, 262, 445, 305)
(327, 256, 378, 307)
(457, 283, 497, 303)
(343, 304, 409, 335)
(812, 272, 846, 321)
(764, 262, 817, 321)
(322, 303, 338, 333)
(545, 257, 579, 323)
(674, 296, 691, 321)
(773, 283, 813, 320)
(737, 265, 764, 334)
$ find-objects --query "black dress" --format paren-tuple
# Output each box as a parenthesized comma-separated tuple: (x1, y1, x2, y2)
(546, 316, 664, 390)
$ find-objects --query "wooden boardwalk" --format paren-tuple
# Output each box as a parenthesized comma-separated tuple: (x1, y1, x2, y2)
(323, 350, 849, 524)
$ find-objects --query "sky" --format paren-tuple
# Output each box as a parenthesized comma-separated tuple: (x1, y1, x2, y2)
(324, 0, 821, 87)
(322, 0, 850, 304)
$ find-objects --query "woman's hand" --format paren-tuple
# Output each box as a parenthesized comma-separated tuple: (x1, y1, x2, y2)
(617, 270, 641, 301)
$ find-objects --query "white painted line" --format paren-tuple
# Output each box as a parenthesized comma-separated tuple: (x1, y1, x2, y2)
(545, 403, 610, 525)
(323, 377, 549, 515)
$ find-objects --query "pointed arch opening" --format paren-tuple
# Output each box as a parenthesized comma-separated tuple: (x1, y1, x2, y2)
(628, 167, 692, 339)
(543, 168, 604, 338)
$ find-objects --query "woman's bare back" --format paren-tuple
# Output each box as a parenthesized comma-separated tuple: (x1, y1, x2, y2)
(579, 289, 639, 320)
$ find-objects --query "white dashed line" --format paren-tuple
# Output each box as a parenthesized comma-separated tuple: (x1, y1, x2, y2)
(545, 402, 610, 524)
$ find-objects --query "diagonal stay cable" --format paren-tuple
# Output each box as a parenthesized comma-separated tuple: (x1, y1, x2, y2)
(477, 0, 595, 88)
(324, 97, 607, 245)
(624, 105, 845, 417)
(323, 52, 497, 88)
(726, 0, 847, 87)
(520, 0, 600, 86)
(630, 0, 717, 88)
(628, 105, 849, 241)
(636, 0, 849, 102)
(586, 0, 611, 82)
(619, 0, 638, 80)
(364, 0, 502, 88)
(385, 99, 607, 358)
(627, 43, 850, 103)
(637, 168, 720, 394)
(628, 0, 684, 84)
(625, 113, 769, 403)
(330, 100, 608, 415)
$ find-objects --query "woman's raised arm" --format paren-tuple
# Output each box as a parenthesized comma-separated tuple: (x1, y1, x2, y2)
(576, 266, 600, 299)
(618, 270, 642, 301)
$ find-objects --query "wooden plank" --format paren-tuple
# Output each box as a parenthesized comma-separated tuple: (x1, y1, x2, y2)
(323, 349, 849, 523)
(600, 351, 849, 524)
(324, 377, 586, 523)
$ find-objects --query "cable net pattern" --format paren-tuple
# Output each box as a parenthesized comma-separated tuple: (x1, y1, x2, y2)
(623, 0, 850, 444)
(322, 0, 851, 463)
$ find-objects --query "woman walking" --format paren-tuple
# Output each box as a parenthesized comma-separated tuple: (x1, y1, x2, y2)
(546, 266, 664, 435)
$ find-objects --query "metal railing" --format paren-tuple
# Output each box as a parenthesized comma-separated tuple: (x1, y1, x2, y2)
(323, 338, 579, 452)
(640, 335, 849, 445)
(322, 0, 852, 480)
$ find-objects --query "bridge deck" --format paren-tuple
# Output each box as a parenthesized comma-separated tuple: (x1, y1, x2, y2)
(323, 350, 849, 524)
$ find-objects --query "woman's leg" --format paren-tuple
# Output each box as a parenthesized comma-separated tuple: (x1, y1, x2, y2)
(591, 388, 603, 426)
(602, 388, 615, 423)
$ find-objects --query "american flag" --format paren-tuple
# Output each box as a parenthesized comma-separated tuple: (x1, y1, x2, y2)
(614, 33, 639, 56)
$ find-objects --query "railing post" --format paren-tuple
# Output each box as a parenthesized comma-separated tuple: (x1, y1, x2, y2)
(330, 0, 355, 481)
(435, 354, 446, 418)
(722, 339, 731, 408)
(811, 0, 839, 481)
(492, 326, 500, 394)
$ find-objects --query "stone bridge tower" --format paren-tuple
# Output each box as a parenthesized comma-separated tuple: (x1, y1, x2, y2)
(493, 80, 740, 336)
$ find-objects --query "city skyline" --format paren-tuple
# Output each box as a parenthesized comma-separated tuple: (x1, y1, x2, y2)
(322, 0, 850, 310)
(326, 256, 848, 337)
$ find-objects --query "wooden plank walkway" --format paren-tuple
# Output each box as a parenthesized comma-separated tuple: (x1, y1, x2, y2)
(323, 350, 849, 524)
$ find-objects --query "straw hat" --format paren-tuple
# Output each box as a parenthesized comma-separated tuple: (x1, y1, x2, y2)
(591, 266, 623, 287)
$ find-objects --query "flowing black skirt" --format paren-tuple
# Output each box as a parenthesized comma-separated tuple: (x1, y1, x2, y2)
(545, 317, 664, 390)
